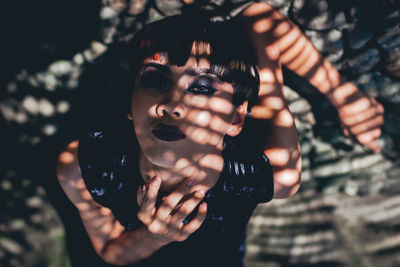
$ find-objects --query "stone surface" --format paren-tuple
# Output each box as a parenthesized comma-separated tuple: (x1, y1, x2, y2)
(377, 26, 400, 52)
(348, 21, 374, 50)
(348, 48, 381, 74)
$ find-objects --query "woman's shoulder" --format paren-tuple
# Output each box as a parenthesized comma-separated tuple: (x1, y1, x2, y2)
(56, 141, 96, 206)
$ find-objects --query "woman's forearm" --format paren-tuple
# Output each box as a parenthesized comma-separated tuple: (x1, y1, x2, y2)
(99, 225, 166, 266)
(57, 141, 167, 266)
(240, 2, 350, 107)
(240, 5, 302, 198)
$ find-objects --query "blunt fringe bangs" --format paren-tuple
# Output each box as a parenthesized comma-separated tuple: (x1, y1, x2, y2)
(127, 14, 260, 107)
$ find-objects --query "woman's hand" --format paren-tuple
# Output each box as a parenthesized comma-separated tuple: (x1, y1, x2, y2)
(136, 177, 207, 245)
(333, 85, 384, 153)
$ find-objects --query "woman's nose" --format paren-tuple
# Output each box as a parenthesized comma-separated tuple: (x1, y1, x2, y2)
(155, 80, 187, 119)
(155, 103, 185, 119)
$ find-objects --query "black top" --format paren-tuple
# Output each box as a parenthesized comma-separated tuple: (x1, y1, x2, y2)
(77, 123, 273, 267)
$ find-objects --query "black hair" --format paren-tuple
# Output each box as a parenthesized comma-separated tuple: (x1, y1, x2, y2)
(78, 12, 260, 143)
(125, 13, 260, 108)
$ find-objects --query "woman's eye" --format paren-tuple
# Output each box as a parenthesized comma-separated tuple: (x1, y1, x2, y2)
(139, 71, 170, 92)
(187, 81, 217, 96)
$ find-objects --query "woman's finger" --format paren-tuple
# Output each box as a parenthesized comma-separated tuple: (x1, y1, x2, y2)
(180, 202, 207, 238)
(156, 177, 195, 221)
(137, 177, 160, 224)
(136, 184, 147, 207)
(169, 190, 205, 228)
(348, 115, 384, 136)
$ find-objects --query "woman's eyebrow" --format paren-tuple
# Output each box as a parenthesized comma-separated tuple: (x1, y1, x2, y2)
(142, 62, 171, 74)
(184, 68, 223, 81)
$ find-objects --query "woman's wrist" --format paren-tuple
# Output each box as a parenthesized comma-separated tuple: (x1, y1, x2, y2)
(141, 225, 171, 248)
(325, 81, 359, 108)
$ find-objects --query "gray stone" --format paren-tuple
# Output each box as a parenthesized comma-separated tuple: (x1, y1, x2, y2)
(383, 48, 400, 79)
(384, 114, 400, 134)
(100, 6, 119, 19)
(348, 21, 374, 50)
(350, 153, 385, 171)
(288, 97, 312, 114)
(292, 0, 347, 31)
(264, 0, 290, 16)
(377, 26, 400, 52)
(312, 157, 351, 178)
(128, 0, 147, 15)
(377, 10, 400, 31)
(48, 61, 74, 76)
(348, 48, 381, 74)
(355, 72, 393, 98)
(305, 29, 344, 61)
(155, 0, 182, 16)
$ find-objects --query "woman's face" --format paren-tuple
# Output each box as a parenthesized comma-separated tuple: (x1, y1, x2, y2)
(129, 53, 245, 169)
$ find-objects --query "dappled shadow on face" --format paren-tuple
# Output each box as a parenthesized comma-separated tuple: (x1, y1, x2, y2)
(131, 56, 245, 192)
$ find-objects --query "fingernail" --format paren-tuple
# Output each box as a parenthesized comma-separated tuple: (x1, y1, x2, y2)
(151, 176, 160, 186)
(200, 202, 207, 211)
(197, 190, 205, 197)
(186, 177, 195, 187)
(141, 185, 146, 192)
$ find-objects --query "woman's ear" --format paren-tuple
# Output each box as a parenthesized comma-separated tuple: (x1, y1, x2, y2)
(127, 113, 133, 120)
(226, 102, 247, 137)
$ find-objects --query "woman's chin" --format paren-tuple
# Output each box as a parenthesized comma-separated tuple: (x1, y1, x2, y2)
(146, 153, 191, 169)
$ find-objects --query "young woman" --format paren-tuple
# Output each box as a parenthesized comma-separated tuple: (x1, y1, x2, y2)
(57, 11, 300, 267)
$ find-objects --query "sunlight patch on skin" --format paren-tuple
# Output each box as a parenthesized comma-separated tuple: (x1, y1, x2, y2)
(263, 96, 285, 110)
(253, 18, 273, 33)
(161, 151, 176, 165)
(146, 104, 159, 117)
(191, 128, 211, 144)
(341, 97, 371, 116)
(175, 158, 190, 169)
(100, 207, 112, 216)
(296, 153, 302, 170)
(243, 2, 273, 17)
(290, 44, 318, 76)
(276, 109, 294, 127)
(208, 132, 222, 147)
(282, 37, 307, 67)
(259, 82, 280, 95)
(59, 151, 74, 164)
(330, 83, 358, 105)
(181, 164, 199, 178)
(70, 177, 86, 190)
(275, 169, 301, 187)
(208, 97, 235, 115)
(265, 44, 280, 60)
(209, 115, 232, 134)
(267, 149, 290, 166)
(100, 221, 113, 234)
(249, 105, 274, 120)
(186, 94, 208, 108)
(82, 190, 93, 201)
(259, 69, 276, 83)
(187, 110, 211, 127)
(277, 27, 301, 53)
(76, 201, 91, 211)
(274, 21, 291, 37)
(198, 153, 224, 172)
(309, 67, 330, 92)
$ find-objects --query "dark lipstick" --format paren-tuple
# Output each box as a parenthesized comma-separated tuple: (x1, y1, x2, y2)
(151, 124, 186, 141)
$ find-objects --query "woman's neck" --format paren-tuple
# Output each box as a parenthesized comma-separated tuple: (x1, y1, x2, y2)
(138, 151, 224, 193)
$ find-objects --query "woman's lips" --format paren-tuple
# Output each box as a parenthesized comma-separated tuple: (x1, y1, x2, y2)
(151, 124, 186, 141)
